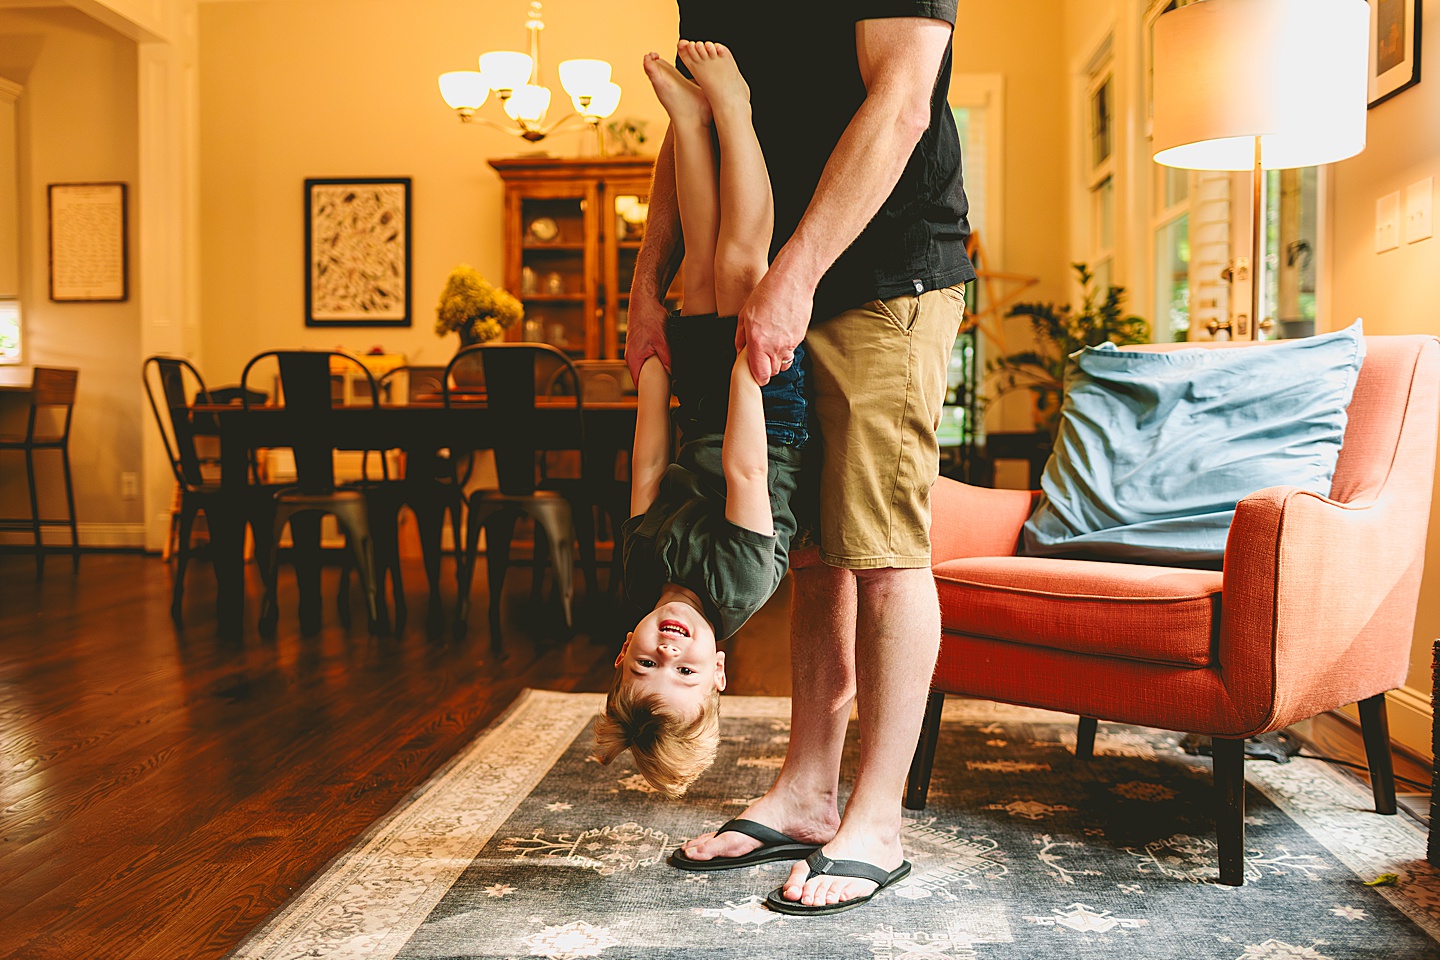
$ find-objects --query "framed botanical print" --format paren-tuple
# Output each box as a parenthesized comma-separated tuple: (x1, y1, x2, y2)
(304, 177, 411, 326)
(1369, 0, 1422, 107)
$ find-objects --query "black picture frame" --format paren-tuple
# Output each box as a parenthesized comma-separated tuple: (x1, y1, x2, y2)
(304, 177, 411, 327)
(1370, 0, 1423, 108)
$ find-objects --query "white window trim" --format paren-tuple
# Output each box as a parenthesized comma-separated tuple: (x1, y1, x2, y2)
(948, 72, 1005, 270)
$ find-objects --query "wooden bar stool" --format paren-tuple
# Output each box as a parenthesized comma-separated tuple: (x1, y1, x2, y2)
(0, 367, 80, 578)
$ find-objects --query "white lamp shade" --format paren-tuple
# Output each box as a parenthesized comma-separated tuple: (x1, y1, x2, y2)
(575, 81, 621, 119)
(1152, 0, 1368, 170)
(504, 83, 552, 123)
(438, 71, 489, 110)
(478, 51, 533, 92)
(558, 59, 612, 98)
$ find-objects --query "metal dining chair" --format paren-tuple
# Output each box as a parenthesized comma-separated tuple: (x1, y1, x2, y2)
(0, 367, 80, 578)
(241, 350, 393, 636)
(377, 363, 467, 633)
(143, 356, 232, 621)
(449, 343, 586, 635)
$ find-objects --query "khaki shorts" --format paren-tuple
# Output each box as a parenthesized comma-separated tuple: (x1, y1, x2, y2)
(804, 285, 966, 569)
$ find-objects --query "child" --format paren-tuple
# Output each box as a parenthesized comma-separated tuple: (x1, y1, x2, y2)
(591, 40, 807, 797)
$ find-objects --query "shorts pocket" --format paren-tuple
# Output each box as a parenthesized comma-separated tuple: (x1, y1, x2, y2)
(870, 295, 921, 334)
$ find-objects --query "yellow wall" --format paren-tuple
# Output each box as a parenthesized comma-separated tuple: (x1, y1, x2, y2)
(0, 7, 142, 539)
(197, 0, 679, 384)
(952, 0, 1070, 446)
(1329, 0, 1440, 751)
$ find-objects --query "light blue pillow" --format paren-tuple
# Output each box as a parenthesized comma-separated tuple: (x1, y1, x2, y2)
(1021, 322, 1366, 566)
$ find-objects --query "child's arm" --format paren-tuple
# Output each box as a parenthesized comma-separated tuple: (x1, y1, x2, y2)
(722, 347, 774, 536)
(630, 355, 673, 518)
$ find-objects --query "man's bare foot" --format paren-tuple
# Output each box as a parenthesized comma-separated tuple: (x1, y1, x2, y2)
(676, 40, 750, 115)
(677, 788, 838, 862)
(778, 815, 905, 907)
(643, 51, 710, 126)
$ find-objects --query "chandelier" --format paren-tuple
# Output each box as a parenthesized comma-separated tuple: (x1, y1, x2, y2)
(438, 2, 621, 150)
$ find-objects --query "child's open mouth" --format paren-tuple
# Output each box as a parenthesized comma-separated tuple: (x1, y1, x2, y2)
(658, 620, 690, 639)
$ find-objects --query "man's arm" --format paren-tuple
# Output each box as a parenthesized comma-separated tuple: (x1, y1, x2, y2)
(721, 348, 774, 535)
(630, 356, 673, 518)
(625, 124, 684, 382)
(739, 16, 955, 384)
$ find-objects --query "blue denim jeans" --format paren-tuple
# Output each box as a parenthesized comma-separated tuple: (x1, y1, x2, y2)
(667, 312, 809, 449)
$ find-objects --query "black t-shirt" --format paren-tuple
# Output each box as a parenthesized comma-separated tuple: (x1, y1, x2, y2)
(676, 0, 975, 319)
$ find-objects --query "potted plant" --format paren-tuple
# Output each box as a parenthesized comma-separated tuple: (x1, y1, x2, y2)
(986, 263, 1149, 437)
(435, 264, 523, 349)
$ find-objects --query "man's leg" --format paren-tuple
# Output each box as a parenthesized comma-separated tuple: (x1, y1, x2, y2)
(677, 554, 853, 859)
(777, 287, 964, 906)
(780, 566, 939, 905)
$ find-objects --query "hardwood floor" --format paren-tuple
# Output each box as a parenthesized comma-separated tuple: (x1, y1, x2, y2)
(0, 551, 1426, 958)
(0, 550, 790, 959)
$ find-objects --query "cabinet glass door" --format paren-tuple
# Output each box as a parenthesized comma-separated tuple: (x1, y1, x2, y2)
(610, 189, 681, 358)
(518, 194, 589, 357)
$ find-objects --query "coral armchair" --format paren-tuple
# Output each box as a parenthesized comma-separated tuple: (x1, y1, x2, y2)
(906, 335, 1439, 885)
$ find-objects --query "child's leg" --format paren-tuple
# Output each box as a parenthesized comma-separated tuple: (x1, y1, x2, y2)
(643, 52, 718, 316)
(678, 41, 772, 317)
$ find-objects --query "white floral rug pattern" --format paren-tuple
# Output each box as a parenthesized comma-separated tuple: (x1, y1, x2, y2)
(227, 690, 1439, 960)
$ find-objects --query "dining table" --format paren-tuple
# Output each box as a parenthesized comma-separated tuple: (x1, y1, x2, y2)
(192, 397, 642, 638)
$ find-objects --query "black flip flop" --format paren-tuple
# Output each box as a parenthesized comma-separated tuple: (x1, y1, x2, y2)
(668, 818, 823, 871)
(763, 849, 913, 916)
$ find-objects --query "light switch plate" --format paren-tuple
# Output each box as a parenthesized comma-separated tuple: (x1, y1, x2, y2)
(1377, 191, 1401, 252)
(1405, 176, 1433, 243)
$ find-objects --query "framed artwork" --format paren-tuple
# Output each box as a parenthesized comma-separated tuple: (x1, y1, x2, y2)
(48, 182, 127, 302)
(1370, 0, 1422, 108)
(304, 177, 411, 326)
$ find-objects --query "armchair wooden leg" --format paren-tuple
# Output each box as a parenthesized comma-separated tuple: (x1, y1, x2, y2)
(904, 691, 946, 811)
(1358, 694, 1399, 816)
(1213, 736, 1246, 886)
(1076, 717, 1098, 760)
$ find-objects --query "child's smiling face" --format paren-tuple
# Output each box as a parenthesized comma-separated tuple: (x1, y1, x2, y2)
(616, 600, 726, 719)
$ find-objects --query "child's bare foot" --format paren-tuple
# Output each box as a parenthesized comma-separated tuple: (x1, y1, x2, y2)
(677, 40, 750, 116)
(643, 51, 710, 126)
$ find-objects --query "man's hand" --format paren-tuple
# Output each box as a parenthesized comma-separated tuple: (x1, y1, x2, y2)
(625, 292, 672, 382)
(737, 264, 813, 385)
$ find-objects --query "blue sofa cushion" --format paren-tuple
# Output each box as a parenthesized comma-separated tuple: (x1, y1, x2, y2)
(1021, 322, 1366, 566)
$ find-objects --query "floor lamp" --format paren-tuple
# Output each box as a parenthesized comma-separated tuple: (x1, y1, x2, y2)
(1151, 0, 1369, 341)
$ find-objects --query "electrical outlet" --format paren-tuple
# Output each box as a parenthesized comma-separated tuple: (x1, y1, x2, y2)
(1405, 177, 1433, 243)
(1376, 192, 1401, 252)
(120, 471, 139, 500)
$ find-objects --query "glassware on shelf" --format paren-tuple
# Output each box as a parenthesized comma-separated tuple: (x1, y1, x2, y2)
(523, 316, 543, 341)
(547, 322, 567, 347)
(521, 265, 538, 295)
(544, 271, 565, 295)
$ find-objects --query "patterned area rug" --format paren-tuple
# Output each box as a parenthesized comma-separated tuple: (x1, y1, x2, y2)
(230, 690, 1439, 960)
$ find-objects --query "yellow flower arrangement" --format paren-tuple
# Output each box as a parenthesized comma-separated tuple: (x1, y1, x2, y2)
(435, 265, 523, 345)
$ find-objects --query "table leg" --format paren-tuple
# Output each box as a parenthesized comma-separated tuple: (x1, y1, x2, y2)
(210, 503, 247, 640)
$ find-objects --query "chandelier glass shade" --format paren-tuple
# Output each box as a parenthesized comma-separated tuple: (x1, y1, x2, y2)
(438, 2, 621, 148)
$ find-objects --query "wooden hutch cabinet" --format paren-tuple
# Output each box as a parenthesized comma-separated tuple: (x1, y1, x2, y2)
(488, 156, 679, 361)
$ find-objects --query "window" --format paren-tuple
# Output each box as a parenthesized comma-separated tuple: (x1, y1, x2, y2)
(1086, 56, 1116, 291)
(0, 299, 17, 362)
(1260, 167, 1319, 340)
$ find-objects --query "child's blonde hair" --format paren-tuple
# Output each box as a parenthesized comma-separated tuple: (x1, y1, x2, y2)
(592, 668, 721, 797)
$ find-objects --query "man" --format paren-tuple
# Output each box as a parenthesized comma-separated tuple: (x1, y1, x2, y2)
(626, 1, 973, 914)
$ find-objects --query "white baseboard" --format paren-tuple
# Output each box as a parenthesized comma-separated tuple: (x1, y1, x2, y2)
(0, 522, 146, 549)
(1385, 683, 1433, 762)
(1341, 682, 1434, 762)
